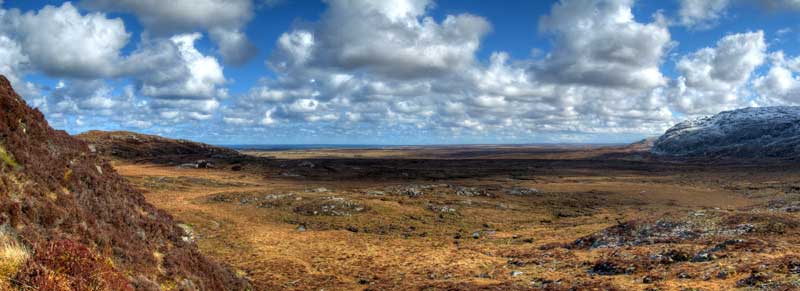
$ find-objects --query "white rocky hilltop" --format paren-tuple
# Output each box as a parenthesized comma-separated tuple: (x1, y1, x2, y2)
(652, 107, 800, 158)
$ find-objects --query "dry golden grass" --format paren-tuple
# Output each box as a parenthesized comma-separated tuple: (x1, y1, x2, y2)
(0, 227, 29, 286)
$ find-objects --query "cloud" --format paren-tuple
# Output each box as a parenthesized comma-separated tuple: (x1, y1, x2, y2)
(537, 0, 672, 89)
(0, 35, 28, 84)
(81, 0, 252, 33)
(0, 1, 229, 130)
(209, 28, 258, 66)
(677, 0, 730, 29)
(6, 2, 129, 78)
(12, 0, 794, 143)
(224, 0, 678, 141)
(754, 51, 800, 105)
(115, 33, 227, 122)
(270, 0, 491, 79)
(260, 107, 277, 125)
(759, 0, 800, 10)
(676, 0, 800, 30)
(670, 31, 766, 115)
(138, 33, 226, 100)
(81, 0, 258, 65)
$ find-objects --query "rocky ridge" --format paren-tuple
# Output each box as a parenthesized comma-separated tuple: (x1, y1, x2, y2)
(76, 130, 240, 162)
(652, 106, 800, 158)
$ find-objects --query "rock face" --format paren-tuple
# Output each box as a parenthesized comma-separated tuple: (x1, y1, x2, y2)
(652, 107, 800, 158)
(0, 75, 250, 290)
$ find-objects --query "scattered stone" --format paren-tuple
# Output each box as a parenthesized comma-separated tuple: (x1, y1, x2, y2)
(427, 203, 457, 213)
(293, 197, 368, 216)
(591, 261, 627, 276)
(472, 231, 481, 239)
(196, 160, 212, 168)
(659, 249, 691, 264)
(177, 224, 195, 243)
(296, 225, 306, 232)
(298, 161, 316, 168)
(386, 184, 446, 197)
(690, 252, 715, 263)
(506, 187, 540, 196)
(786, 258, 800, 274)
(716, 269, 729, 279)
(737, 270, 772, 287)
(455, 186, 489, 197)
(572, 212, 759, 249)
(404, 187, 424, 197)
(530, 278, 555, 288)
(255, 193, 296, 208)
(510, 271, 524, 277)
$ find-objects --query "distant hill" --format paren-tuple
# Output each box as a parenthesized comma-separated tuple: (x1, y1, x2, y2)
(0, 75, 250, 290)
(625, 137, 657, 152)
(76, 130, 240, 162)
(652, 107, 800, 158)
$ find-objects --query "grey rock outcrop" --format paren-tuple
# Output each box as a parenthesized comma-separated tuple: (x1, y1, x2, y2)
(652, 107, 800, 158)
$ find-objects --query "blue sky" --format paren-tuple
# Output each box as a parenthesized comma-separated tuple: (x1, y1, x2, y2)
(2, 0, 800, 145)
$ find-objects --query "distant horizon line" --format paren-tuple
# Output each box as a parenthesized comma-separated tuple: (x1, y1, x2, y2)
(220, 142, 633, 150)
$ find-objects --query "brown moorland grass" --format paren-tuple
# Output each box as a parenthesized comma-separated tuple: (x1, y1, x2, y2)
(109, 145, 800, 291)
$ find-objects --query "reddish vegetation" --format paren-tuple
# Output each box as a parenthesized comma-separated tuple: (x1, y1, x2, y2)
(0, 75, 250, 290)
(16, 239, 133, 291)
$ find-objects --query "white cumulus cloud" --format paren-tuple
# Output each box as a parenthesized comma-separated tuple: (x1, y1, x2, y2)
(670, 31, 766, 115)
(8, 2, 129, 78)
(81, 0, 258, 65)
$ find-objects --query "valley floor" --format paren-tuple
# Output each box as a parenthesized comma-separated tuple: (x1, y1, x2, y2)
(111, 148, 800, 290)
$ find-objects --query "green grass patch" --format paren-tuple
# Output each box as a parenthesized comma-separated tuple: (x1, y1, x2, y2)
(0, 145, 19, 169)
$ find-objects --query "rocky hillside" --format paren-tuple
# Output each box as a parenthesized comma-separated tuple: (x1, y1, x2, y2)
(0, 75, 250, 290)
(76, 130, 240, 162)
(652, 107, 800, 158)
